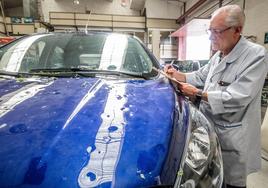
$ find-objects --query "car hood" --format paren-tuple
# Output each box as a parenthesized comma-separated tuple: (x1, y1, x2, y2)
(0, 76, 187, 187)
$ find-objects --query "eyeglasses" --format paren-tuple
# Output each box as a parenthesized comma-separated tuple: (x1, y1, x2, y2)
(206, 27, 233, 36)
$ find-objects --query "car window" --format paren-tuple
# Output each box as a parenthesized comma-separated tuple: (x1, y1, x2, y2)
(122, 38, 153, 73)
(0, 38, 26, 71)
(79, 54, 101, 69)
(0, 43, 18, 71)
(19, 40, 46, 72)
(0, 34, 54, 72)
(0, 33, 159, 78)
(62, 34, 105, 69)
(49, 46, 64, 68)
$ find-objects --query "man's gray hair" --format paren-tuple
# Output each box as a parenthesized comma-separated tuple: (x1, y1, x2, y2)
(212, 5, 245, 27)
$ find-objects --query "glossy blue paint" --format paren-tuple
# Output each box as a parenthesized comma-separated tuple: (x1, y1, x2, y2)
(23, 156, 47, 185)
(0, 77, 189, 187)
(160, 94, 190, 184)
(0, 79, 31, 97)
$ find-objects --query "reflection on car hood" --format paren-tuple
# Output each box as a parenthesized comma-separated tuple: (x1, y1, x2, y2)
(0, 77, 179, 187)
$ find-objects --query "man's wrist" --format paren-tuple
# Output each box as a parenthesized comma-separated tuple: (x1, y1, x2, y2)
(193, 89, 203, 107)
(195, 89, 203, 98)
(195, 89, 208, 102)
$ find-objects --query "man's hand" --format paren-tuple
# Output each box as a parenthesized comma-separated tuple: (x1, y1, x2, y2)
(164, 64, 186, 82)
(178, 82, 199, 97)
(178, 83, 208, 102)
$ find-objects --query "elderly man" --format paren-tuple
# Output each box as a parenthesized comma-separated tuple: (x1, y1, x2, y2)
(165, 4, 268, 188)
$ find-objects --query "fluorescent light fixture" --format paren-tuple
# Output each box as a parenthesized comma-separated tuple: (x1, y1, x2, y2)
(73, 0, 80, 5)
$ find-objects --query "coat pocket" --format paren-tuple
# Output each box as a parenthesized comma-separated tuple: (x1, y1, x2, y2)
(214, 122, 245, 152)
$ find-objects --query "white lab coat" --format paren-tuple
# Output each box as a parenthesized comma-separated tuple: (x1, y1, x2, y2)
(186, 36, 268, 186)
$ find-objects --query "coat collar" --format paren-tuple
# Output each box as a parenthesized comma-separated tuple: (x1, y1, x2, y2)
(221, 36, 248, 64)
(211, 36, 248, 78)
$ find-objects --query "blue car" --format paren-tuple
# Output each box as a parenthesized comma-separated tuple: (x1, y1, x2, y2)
(0, 32, 223, 188)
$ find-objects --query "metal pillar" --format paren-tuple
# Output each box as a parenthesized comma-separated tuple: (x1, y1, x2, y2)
(0, 0, 9, 36)
(152, 30, 160, 61)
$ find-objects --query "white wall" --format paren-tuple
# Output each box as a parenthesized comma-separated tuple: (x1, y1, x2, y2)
(145, 0, 182, 19)
(41, 0, 183, 21)
(41, 0, 140, 22)
(243, 0, 268, 48)
(179, 0, 268, 49)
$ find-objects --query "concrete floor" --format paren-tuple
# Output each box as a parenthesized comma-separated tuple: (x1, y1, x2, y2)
(247, 158, 268, 188)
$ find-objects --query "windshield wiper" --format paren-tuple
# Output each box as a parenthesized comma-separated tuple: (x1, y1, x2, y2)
(0, 69, 87, 78)
(29, 68, 89, 73)
(29, 68, 97, 77)
(1, 69, 149, 79)
(30, 68, 148, 79)
(93, 70, 148, 79)
(0, 70, 31, 77)
(0, 70, 19, 77)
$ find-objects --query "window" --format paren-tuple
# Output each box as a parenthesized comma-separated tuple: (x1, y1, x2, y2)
(186, 35, 210, 60)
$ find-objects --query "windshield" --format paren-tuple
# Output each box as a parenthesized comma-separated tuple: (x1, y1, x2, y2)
(0, 33, 159, 78)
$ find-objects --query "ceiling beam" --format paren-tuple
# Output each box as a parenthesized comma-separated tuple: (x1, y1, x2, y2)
(130, 0, 145, 11)
(176, 0, 208, 24)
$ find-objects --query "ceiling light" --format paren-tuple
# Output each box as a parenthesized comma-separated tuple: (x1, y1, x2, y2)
(73, 0, 80, 5)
